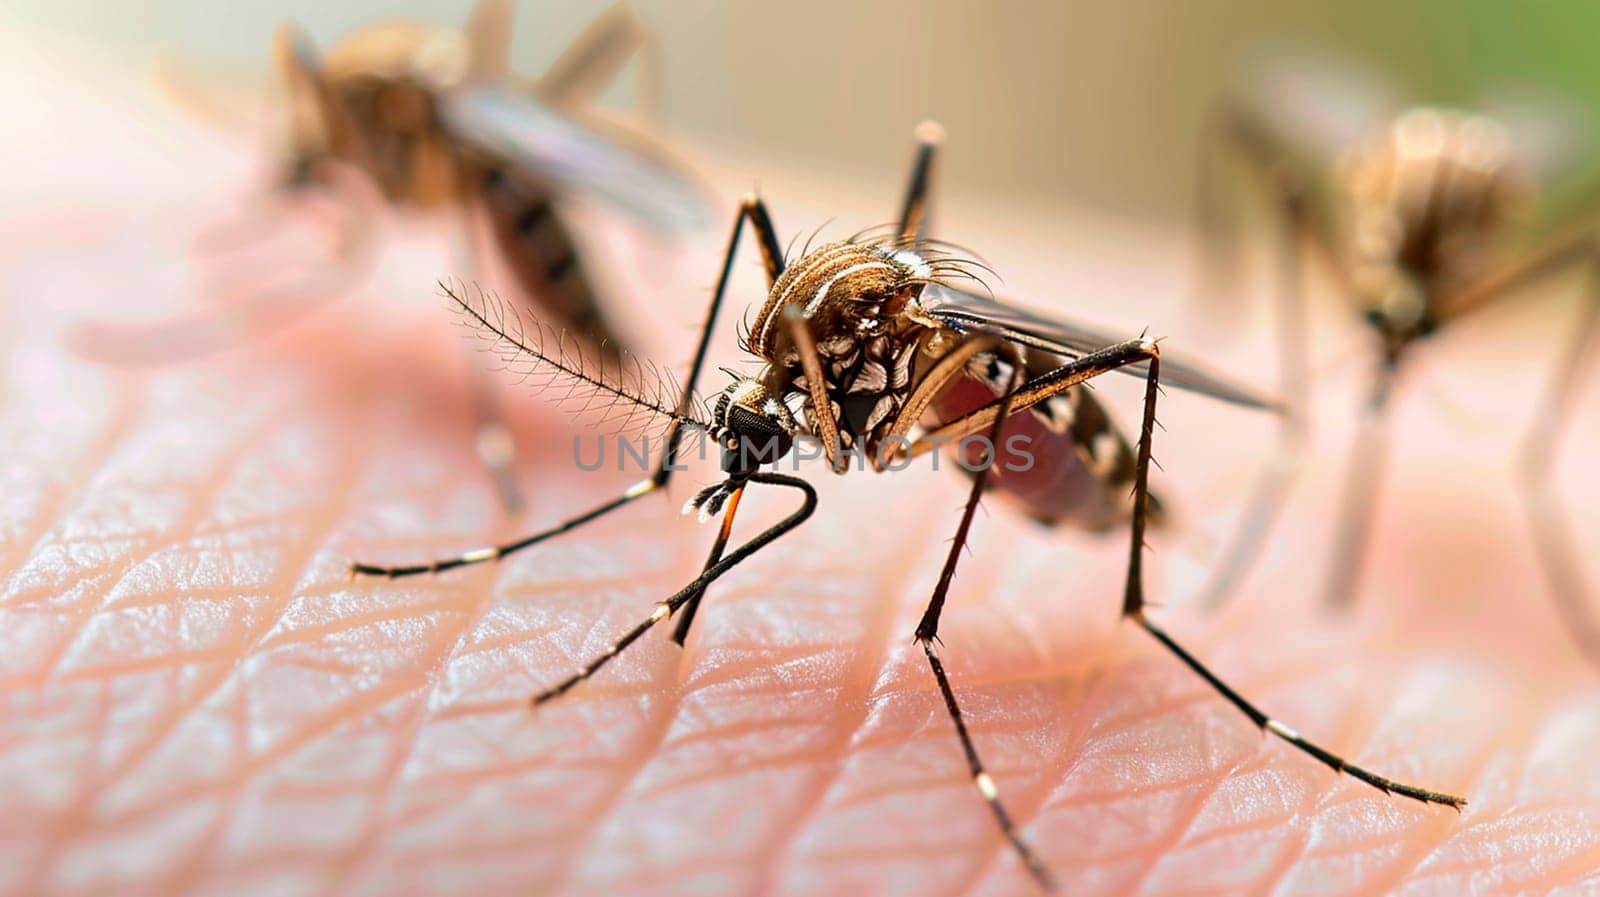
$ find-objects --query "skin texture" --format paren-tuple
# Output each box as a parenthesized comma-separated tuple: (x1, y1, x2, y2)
(4, 38, 1600, 897)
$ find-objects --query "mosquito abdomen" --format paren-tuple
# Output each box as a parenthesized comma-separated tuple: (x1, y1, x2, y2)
(480, 166, 622, 357)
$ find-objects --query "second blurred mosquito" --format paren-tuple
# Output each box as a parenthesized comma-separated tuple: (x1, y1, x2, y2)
(72, 0, 711, 513)
(350, 123, 1465, 891)
(1194, 62, 1600, 667)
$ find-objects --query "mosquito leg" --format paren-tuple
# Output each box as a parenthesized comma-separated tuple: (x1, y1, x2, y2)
(1191, 437, 1301, 611)
(191, 189, 304, 260)
(1321, 362, 1399, 610)
(357, 479, 663, 578)
(533, 473, 815, 705)
(875, 335, 1000, 468)
(1116, 349, 1462, 807)
(1133, 614, 1465, 806)
(922, 637, 1056, 891)
(909, 338, 1169, 451)
(670, 486, 742, 646)
(1188, 109, 1239, 324)
(898, 329, 1461, 810)
(536, 2, 649, 107)
(464, 0, 513, 80)
(1190, 104, 1354, 306)
(1117, 344, 1165, 615)
(1517, 255, 1600, 667)
(348, 196, 785, 578)
(277, 25, 375, 177)
(451, 183, 530, 516)
(907, 376, 1055, 890)
(897, 121, 944, 243)
(1189, 106, 1332, 611)
(1196, 182, 1314, 610)
(1440, 236, 1600, 666)
(651, 196, 783, 637)
(783, 305, 843, 470)
(463, 345, 527, 515)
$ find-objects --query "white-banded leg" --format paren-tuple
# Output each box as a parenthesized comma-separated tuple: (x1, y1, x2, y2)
(903, 371, 1058, 891)
(656, 195, 785, 642)
(533, 473, 815, 705)
(349, 195, 786, 579)
(1107, 344, 1459, 805)
(1120, 353, 1463, 807)
(914, 337, 1467, 814)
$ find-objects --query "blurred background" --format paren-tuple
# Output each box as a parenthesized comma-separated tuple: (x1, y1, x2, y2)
(8, 0, 1600, 226)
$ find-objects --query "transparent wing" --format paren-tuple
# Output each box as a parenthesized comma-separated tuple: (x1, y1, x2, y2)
(1238, 49, 1399, 165)
(918, 284, 1283, 412)
(1481, 83, 1594, 185)
(439, 84, 713, 233)
(1478, 83, 1600, 241)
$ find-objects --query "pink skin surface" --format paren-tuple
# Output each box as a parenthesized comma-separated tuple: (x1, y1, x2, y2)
(4, 38, 1600, 897)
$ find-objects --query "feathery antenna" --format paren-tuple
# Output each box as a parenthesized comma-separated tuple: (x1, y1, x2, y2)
(443, 280, 713, 436)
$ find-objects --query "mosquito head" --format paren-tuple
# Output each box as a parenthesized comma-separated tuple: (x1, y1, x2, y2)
(274, 20, 468, 204)
(679, 374, 802, 522)
(711, 374, 800, 480)
(1358, 271, 1440, 357)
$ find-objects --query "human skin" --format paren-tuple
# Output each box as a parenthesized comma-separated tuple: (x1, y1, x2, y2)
(4, 40, 1600, 897)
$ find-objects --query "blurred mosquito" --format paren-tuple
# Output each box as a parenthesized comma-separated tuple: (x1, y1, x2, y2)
(72, 0, 711, 513)
(1193, 59, 1600, 666)
(350, 123, 1465, 890)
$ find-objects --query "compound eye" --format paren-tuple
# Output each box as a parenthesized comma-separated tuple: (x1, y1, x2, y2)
(722, 406, 793, 470)
(728, 407, 781, 439)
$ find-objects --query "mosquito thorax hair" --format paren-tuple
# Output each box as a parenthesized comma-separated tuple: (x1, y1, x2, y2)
(748, 240, 924, 361)
(742, 240, 970, 457)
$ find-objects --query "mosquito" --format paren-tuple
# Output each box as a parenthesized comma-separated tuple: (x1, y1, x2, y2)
(349, 123, 1465, 891)
(72, 0, 710, 513)
(1192, 60, 1600, 667)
